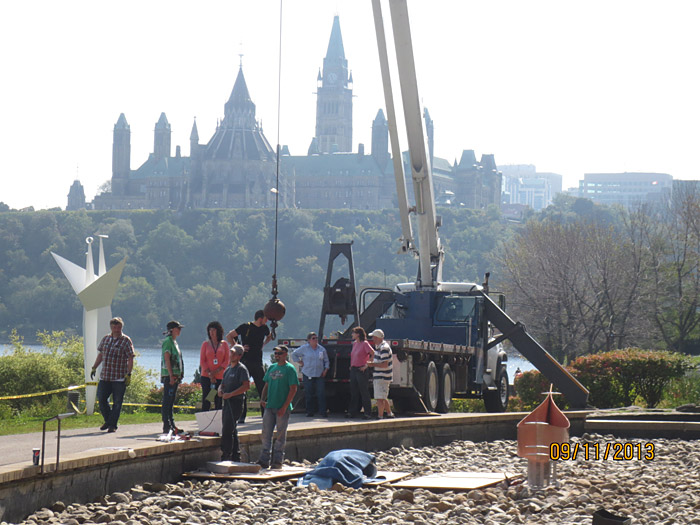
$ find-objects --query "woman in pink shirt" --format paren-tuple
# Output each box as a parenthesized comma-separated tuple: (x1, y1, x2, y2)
(348, 327, 374, 419)
(200, 321, 230, 411)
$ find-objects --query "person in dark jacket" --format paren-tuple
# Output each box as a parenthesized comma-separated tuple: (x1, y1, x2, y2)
(218, 344, 250, 461)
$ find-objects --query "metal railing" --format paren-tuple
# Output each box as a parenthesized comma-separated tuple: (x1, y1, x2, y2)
(40, 412, 75, 474)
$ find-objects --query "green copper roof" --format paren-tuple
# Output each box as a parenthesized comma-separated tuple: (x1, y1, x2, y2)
(131, 154, 190, 180)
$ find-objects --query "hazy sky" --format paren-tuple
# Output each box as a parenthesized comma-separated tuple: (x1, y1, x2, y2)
(1, 1, 699, 210)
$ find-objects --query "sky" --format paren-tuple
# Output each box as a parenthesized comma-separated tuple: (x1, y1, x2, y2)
(1, 0, 699, 210)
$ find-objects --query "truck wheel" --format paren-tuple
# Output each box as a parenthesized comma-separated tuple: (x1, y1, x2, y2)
(422, 361, 439, 412)
(483, 365, 509, 413)
(437, 363, 454, 413)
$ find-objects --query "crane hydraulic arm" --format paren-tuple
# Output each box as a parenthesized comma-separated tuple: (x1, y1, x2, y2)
(371, 0, 443, 288)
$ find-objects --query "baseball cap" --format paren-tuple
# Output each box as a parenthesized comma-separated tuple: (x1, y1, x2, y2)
(163, 320, 184, 334)
(368, 329, 385, 338)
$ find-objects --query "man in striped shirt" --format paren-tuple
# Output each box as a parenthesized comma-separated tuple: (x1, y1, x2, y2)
(91, 317, 135, 432)
(368, 329, 395, 419)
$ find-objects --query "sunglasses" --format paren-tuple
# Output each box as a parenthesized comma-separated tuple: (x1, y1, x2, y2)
(274, 351, 286, 355)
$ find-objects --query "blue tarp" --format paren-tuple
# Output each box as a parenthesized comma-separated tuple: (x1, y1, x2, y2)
(297, 449, 382, 490)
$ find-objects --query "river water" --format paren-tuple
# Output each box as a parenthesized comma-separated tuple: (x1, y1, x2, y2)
(1, 343, 534, 383)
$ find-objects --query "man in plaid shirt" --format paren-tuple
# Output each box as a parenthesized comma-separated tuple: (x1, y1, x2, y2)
(91, 317, 134, 432)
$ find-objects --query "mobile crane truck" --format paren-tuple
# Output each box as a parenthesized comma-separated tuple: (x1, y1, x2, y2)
(284, 0, 588, 414)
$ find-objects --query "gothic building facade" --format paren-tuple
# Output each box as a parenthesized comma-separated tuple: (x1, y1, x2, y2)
(88, 15, 500, 212)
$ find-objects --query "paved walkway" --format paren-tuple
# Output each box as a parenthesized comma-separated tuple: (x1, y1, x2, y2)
(0, 413, 345, 469)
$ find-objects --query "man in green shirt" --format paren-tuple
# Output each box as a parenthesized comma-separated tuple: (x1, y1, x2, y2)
(257, 345, 299, 469)
(161, 320, 184, 435)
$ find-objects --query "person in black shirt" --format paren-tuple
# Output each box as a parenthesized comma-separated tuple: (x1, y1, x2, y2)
(226, 309, 272, 424)
(218, 344, 250, 462)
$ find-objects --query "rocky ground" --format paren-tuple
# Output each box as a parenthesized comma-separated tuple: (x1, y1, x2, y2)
(10, 433, 700, 524)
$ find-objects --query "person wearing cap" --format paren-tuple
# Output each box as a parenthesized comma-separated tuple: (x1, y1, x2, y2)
(91, 317, 134, 432)
(226, 309, 273, 424)
(367, 329, 395, 419)
(257, 345, 299, 469)
(218, 344, 250, 461)
(161, 320, 184, 435)
(291, 332, 329, 417)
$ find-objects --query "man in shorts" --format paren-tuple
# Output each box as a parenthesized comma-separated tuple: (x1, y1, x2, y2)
(368, 329, 395, 419)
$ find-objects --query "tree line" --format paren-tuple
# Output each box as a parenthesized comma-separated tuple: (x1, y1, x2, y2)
(0, 206, 506, 346)
(1, 193, 698, 360)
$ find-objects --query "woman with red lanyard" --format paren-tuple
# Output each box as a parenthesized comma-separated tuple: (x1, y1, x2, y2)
(348, 326, 374, 419)
(200, 321, 230, 411)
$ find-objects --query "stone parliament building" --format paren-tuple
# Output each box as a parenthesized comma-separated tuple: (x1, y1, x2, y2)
(76, 16, 501, 212)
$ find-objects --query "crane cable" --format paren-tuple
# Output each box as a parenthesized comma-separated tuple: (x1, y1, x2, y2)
(267, 0, 285, 339)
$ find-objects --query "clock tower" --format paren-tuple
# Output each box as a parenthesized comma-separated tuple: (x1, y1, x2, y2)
(315, 15, 353, 153)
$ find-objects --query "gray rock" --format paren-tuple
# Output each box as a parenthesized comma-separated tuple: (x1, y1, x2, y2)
(51, 501, 67, 513)
(391, 489, 414, 504)
(193, 499, 223, 511)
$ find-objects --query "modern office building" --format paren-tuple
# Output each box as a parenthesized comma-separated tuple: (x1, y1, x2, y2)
(578, 172, 672, 207)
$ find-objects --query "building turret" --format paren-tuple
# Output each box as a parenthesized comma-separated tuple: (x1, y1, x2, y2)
(424, 107, 434, 168)
(223, 66, 256, 130)
(308, 137, 320, 155)
(111, 113, 130, 196)
(314, 15, 353, 153)
(66, 180, 86, 211)
(371, 109, 389, 169)
(154, 112, 171, 160)
(190, 118, 200, 159)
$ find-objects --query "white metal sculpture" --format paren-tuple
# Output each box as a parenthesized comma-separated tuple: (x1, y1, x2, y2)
(51, 236, 126, 415)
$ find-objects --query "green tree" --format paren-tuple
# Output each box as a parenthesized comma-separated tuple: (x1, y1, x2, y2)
(182, 284, 224, 344)
(113, 277, 158, 337)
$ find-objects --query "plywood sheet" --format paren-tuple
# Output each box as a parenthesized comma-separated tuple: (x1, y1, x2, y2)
(392, 471, 511, 491)
(365, 471, 411, 486)
(184, 465, 309, 481)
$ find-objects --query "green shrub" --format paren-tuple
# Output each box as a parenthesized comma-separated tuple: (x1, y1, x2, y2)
(513, 370, 558, 411)
(567, 351, 629, 408)
(146, 382, 202, 413)
(123, 355, 157, 406)
(570, 348, 691, 408)
(516, 347, 692, 409)
(625, 349, 692, 408)
(0, 330, 155, 418)
(0, 403, 13, 419)
(660, 367, 700, 408)
(0, 331, 83, 413)
(451, 398, 486, 413)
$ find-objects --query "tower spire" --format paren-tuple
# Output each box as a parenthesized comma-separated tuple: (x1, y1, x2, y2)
(315, 16, 353, 153)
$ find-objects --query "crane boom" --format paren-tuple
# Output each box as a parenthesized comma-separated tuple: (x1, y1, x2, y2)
(372, 0, 443, 288)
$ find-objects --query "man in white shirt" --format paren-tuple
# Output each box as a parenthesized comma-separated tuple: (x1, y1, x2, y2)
(368, 329, 395, 419)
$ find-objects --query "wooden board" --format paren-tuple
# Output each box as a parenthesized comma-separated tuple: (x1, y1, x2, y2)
(365, 471, 411, 486)
(392, 471, 514, 491)
(183, 465, 309, 481)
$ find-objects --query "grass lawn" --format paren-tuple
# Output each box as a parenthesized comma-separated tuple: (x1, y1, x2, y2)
(0, 411, 197, 436)
(0, 408, 263, 436)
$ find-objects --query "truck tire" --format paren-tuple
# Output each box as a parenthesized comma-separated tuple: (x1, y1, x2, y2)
(422, 361, 439, 412)
(437, 363, 454, 413)
(483, 364, 509, 413)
